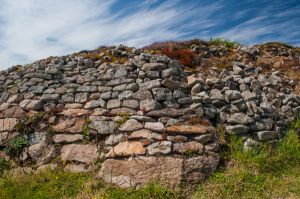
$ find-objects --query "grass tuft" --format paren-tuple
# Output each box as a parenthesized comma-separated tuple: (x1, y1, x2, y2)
(194, 129, 300, 199)
(208, 37, 239, 48)
(0, 169, 89, 199)
(0, 158, 10, 176)
(4, 136, 28, 158)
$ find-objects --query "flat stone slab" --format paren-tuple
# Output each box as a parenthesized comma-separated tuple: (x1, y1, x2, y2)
(61, 144, 98, 164)
(0, 106, 25, 118)
(119, 119, 144, 132)
(166, 125, 215, 135)
(53, 134, 83, 143)
(106, 141, 146, 158)
(60, 109, 89, 116)
(98, 155, 219, 188)
(89, 119, 118, 134)
(52, 118, 85, 133)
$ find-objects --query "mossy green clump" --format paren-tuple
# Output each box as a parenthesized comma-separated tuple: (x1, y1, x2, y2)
(4, 136, 28, 158)
(208, 37, 239, 48)
(81, 117, 91, 139)
(116, 113, 130, 126)
(183, 149, 197, 158)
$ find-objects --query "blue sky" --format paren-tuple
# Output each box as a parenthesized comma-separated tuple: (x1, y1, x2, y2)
(0, 0, 299, 69)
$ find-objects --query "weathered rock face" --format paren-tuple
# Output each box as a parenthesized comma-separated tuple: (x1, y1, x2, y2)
(0, 44, 299, 188)
(98, 155, 219, 188)
(60, 144, 98, 164)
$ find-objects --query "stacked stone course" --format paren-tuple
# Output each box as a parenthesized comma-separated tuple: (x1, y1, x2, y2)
(0, 45, 299, 187)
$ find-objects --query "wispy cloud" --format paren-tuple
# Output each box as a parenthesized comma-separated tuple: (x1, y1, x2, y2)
(0, 0, 299, 69)
(216, 1, 300, 45)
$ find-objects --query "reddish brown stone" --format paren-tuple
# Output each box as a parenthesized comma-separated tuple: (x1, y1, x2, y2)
(0, 106, 25, 118)
(52, 118, 85, 133)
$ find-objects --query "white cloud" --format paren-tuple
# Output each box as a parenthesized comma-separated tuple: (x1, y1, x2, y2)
(0, 0, 222, 69)
(0, 0, 298, 69)
(216, 3, 300, 45)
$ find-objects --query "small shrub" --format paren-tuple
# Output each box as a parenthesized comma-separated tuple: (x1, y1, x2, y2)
(215, 124, 227, 145)
(81, 126, 90, 139)
(81, 117, 91, 139)
(4, 136, 28, 157)
(208, 37, 239, 48)
(184, 149, 197, 158)
(16, 112, 46, 134)
(0, 158, 10, 176)
(291, 116, 300, 129)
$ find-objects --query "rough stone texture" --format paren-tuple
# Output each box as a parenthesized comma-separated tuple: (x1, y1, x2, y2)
(0, 106, 25, 118)
(0, 118, 18, 132)
(192, 134, 214, 144)
(144, 122, 165, 132)
(84, 99, 106, 109)
(53, 134, 83, 143)
(146, 108, 187, 117)
(52, 118, 85, 133)
(89, 119, 118, 135)
(147, 141, 172, 155)
(119, 119, 144, 132)
(107, 99, 122, 109)
(64, 164, 88, 173)
(105, 134, 124, 146)
(226, 113, 254, 124)
(60, 109, 89, 116)
(28, 143, 47, 160)
(106, 141, 146, 158)
(173, 141, 204, 154)
(142, 63, 167, 71)
(257, 131, 277, 141)
(61, 144, 98, 164)
(19, 99, 43, 111)
(225, 125, 249, 135)
(129, 129, 162, 140)
(98, 155, 219, 188)
(166, 125, 215, 135)
(167, 135, 188, 143)
(140, 100, 162, 112)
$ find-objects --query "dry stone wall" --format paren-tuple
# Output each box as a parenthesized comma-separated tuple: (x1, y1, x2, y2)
(0, 45, 299, 188)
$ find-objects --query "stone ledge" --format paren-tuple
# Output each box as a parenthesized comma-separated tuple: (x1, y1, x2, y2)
(98, 155, 219, 188)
